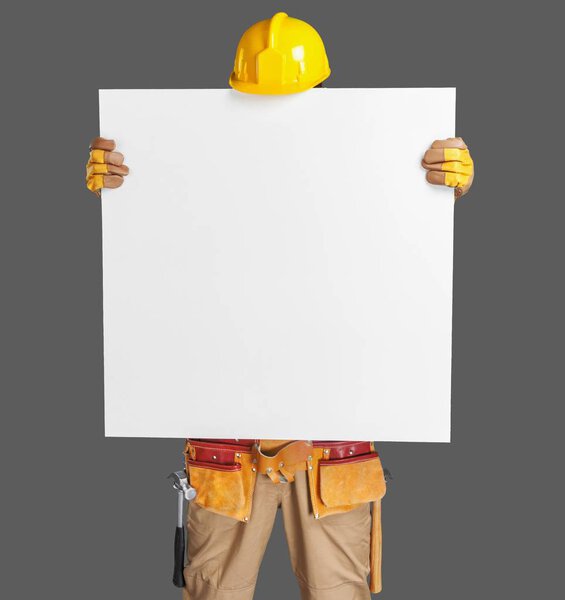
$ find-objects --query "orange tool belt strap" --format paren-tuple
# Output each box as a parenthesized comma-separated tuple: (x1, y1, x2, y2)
(255, 440, 313, 483)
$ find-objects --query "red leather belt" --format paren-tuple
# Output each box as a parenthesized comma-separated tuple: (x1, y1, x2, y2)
(187, 439, 374, 465)
(312, 440, 373, 460)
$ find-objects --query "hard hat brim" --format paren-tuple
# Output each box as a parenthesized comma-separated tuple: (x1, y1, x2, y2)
(229, 69, 331, 95)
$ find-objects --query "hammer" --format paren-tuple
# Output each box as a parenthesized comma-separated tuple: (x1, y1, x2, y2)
(167, 470, 197, 588)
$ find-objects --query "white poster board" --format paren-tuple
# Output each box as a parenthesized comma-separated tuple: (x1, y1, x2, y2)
(100, 88, 455, 441)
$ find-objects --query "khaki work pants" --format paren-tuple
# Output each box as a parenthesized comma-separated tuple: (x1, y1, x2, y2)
(183, 469, 373, 600)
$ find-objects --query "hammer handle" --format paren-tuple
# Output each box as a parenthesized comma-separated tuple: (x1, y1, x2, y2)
(172, 525, 185, 588)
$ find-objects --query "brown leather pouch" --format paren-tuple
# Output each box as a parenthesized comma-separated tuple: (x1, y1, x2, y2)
(319, 453, 386, 508)
(308, 446, 386, 518)
(184, 443, 257, 522)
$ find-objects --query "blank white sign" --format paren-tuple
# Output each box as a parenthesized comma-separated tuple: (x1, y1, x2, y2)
(100, 88, 455, 441)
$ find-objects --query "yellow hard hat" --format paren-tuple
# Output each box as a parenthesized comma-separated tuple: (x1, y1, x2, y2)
(229, 12, 331, 95)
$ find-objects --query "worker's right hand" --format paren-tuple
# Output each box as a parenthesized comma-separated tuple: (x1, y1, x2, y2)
(86, 137, 129, 196)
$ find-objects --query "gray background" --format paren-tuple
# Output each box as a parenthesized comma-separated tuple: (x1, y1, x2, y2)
(2, 1, 563, 598)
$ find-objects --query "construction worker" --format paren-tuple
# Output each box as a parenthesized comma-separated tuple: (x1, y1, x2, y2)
(86, 13, 474, 600)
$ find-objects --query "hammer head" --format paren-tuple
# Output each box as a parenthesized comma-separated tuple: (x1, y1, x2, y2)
(168, 470, 188, 490)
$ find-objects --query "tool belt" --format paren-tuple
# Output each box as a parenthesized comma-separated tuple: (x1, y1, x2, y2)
(184, 438, 386, 593)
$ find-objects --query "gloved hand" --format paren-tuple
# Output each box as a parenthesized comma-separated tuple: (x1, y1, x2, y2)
(421, 137, 474, 199)
(86, 137, 129, 195)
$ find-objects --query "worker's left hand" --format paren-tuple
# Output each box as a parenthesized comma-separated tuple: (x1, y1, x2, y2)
(421, 137, 474, 200)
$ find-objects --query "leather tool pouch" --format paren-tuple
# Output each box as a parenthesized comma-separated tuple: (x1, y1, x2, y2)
(184, 440, 257, 522)
(319, 453, 386, 507)
(308, 442, 386, 518)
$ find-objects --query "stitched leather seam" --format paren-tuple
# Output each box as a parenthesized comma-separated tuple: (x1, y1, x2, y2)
(190, 442, 254, 454)
(319, 453, 379, 466)
(187, 460, 242, 472)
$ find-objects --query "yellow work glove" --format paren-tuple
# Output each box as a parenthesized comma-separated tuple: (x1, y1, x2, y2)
(421, 137, 474, 199)
(86, 137, 129, 195)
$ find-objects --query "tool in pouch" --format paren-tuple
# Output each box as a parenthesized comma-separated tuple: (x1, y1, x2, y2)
(168, 470, 197, 588)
